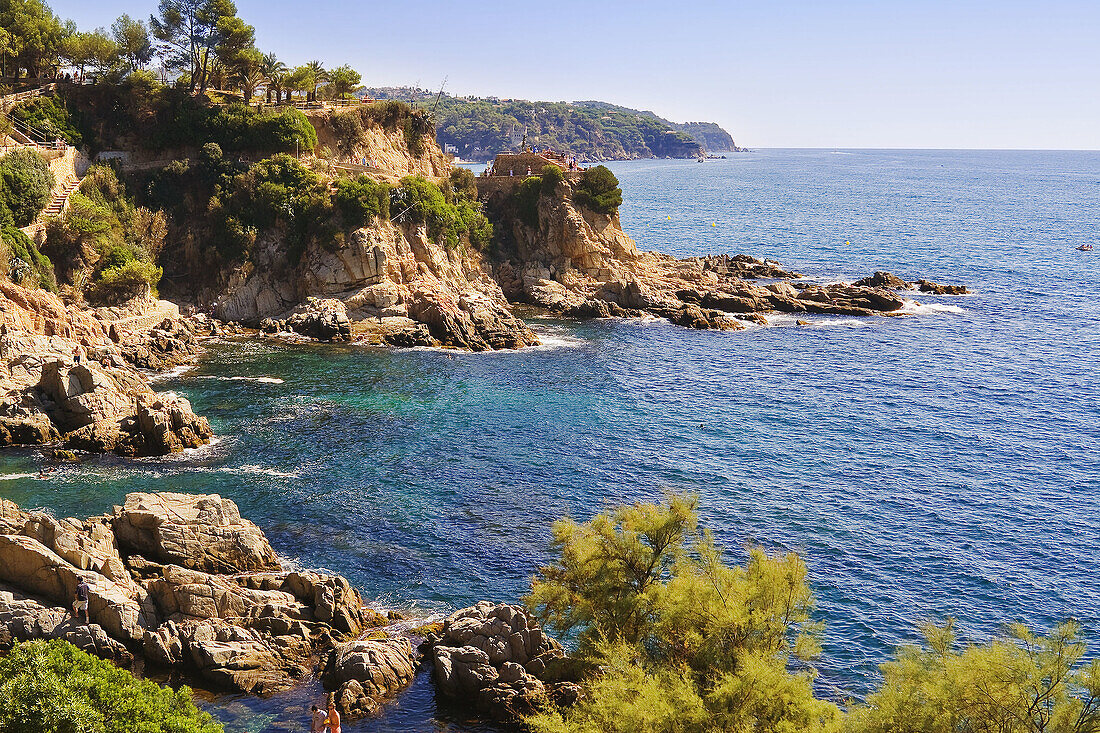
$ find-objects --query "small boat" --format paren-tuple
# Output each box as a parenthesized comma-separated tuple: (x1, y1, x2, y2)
(1077, 244, 1094, 251)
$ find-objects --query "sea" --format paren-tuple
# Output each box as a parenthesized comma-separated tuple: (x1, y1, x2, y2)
(2, 149, 1099, 731)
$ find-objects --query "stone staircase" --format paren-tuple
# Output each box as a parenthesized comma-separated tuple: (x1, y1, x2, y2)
(41, 176, 80, 218)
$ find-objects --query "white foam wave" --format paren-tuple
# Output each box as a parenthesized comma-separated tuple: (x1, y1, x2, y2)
(0, 472, 38, 480)
(234, 464, 300, 478)
(762, 313, 802, 327)
(812, 318, 872, 327)
(155, 436, 225, 462)
(528, 328, 586, 350)
(899, 299, 966, 316)
(197, 375, 285, 384)
(147, 364, 196, 382)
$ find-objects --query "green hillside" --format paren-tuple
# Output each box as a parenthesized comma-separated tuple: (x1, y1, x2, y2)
(363, 88, 740, 160)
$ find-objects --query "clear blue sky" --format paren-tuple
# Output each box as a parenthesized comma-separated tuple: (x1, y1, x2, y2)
(50, 0, 1100, 149)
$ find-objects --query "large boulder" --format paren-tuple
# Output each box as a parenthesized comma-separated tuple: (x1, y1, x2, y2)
(112, 493, 281, 574)
(181, 619, 312, 694)
(0, 493, 379, 708)
(428, 602, 567, 719)
(0, 587, 133, 664)
(323, 637, 416, 718)
(406, 287, 539, 351)
(285, 298, 352, 342)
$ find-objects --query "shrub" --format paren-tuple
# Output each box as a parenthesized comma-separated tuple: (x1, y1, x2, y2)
(573, 165, 622, 216)
(0, 148, 56, 227)
(1, 225, 55, 290)
(847, 620, 1100, 733)
(212, 154, 335, 262)
(359, 99, 414, 130)
(146, 95, 318, 154)
(391, 175, 492, 249)
(87, 250, 162, 303)
(0, 639, 222, 733)
(334, 175, 391, 228)
(202, 104, 318, 154)
(541, 163, 564, 195)
(330, 110, 367, 158)
(43, 166, 165, 297)
(11, 95, 84, 147)
(513, 176, 542, 229)
(447, 166, 478, 203)
(525, 496, 841, 733)
(403, 116, 425, 157)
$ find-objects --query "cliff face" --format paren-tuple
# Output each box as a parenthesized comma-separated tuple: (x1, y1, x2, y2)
(306, 108, 449, 180)
(215, 218, 537, 351)
(676, 122, 742, 153)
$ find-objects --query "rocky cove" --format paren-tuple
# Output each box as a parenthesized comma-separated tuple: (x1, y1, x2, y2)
(0, 98, 980, 727)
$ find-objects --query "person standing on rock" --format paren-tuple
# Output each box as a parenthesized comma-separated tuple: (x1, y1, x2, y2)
(324, 700, 341, 733)
(310, 705, 326, 733)
(72, 577, 90, 624)
(73, 343, 83, 365)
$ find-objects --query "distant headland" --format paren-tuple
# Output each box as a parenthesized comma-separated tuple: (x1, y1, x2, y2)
(364, 86, 745, 161)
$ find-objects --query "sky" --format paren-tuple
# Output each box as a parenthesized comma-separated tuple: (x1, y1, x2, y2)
(48, 0, 1100, 150)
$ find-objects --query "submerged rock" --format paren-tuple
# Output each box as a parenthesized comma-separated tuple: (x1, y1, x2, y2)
(853, 271, 912, 289)
(917, 279, 969, 295)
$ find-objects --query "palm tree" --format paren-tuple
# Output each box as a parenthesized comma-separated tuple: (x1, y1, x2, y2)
(261, 52, 287, 104)
(233, 67, 266, 104)
(306, 60, 328, 101)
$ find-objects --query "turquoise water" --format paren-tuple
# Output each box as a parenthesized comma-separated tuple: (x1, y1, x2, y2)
(3, 150, 1100, 730)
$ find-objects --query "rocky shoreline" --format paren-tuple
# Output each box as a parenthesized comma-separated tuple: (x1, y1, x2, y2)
(0, 491, 575, 722)
(0, 284, 215, 457)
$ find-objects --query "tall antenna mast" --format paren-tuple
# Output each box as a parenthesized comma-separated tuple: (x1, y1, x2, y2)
(429, 76, 448, 120)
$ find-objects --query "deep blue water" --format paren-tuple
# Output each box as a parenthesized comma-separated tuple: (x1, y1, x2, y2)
(3, 150, 1100, 730)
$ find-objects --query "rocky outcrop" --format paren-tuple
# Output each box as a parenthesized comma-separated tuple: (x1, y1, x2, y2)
(0, 281, 211, 456)
(918, 279, 969, 295)
(112, 493, 281, 574)
(484, 178, 923, 330)
(285, 298, 352, 342)
(426, 602, 575, 719)
(0, 492, 376, 698)
(323, 637, 417, 717)
(853, 271, 969, 295)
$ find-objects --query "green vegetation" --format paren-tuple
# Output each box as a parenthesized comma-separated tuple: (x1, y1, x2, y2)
(334, 174, 391, 227)
(574, 165, 622, 216)
(2, 224, 54, 289)
(0, 148, 55, 228)
(43, 164, 165, 302)
(0, 639, 222, 733)
(392, 173, 491, 250)
(847, 620, 1100, 733)
(514, 176, 542, 229)
(10, 94, 84, 147)
(526, 496, 839, 733)
(525, 497, 1100, 733)
(328, 64, 361, 100)
(209, 152, 331, 261)
(0, 0, 69, 78)
(366, 87, 711, 160)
